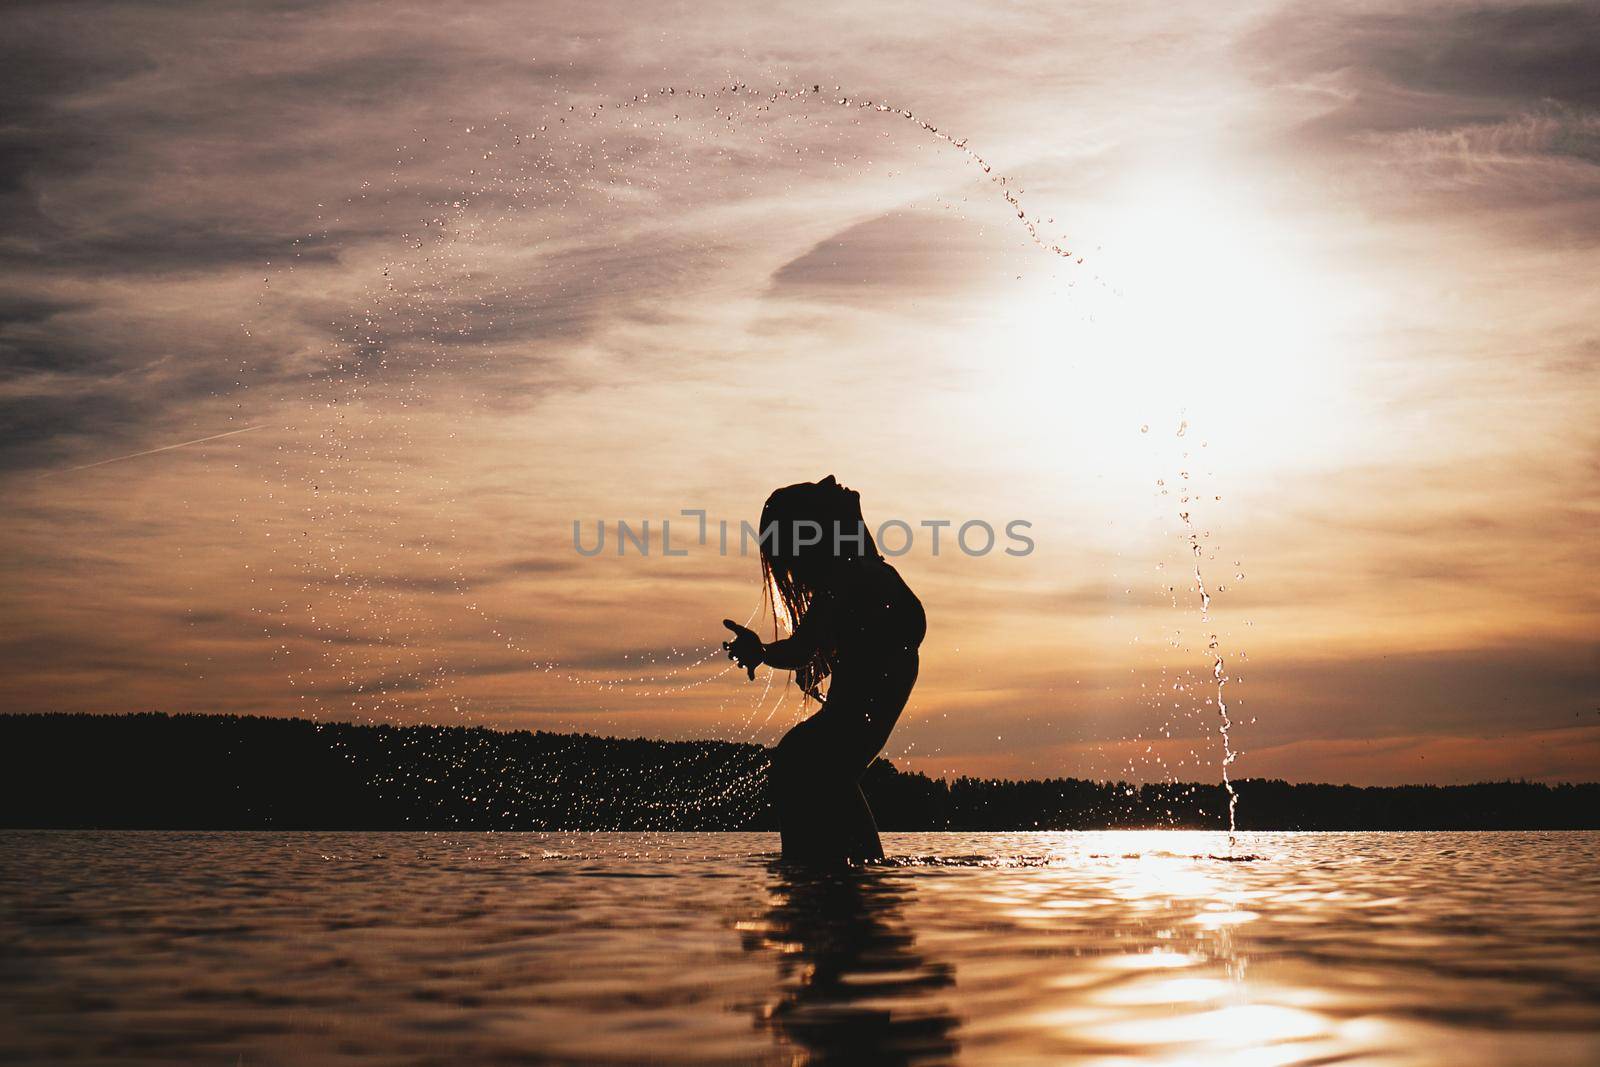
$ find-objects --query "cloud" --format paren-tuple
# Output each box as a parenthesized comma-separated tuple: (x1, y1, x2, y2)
(1230, 640, 1599, 741)
(1246, 1, 1600, 233)
(1248, 2, 1600, 119)
(768, 209, 1027, 302)
(0, 2, 632, 470)
(1235, 723, 1600, 785)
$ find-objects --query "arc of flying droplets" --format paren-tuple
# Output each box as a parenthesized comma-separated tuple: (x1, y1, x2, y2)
(269, 80, 1091, 812)
(443, 80, 1090, 694)
(595, 81, 1086, 265)
(385, 81, 1090, 702)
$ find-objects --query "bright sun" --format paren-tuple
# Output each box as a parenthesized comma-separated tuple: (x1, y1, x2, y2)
(976, 169, 1365, 501)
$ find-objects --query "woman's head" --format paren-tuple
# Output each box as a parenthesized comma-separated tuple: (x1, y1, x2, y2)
(758, 475, 874, 696)
(759, 475, 871, 572)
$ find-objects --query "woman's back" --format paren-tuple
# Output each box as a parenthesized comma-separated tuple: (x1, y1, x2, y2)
(825, 556, 925, 668)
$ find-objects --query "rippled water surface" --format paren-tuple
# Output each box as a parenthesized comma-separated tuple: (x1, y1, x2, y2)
(2, 831, 1597, 1064)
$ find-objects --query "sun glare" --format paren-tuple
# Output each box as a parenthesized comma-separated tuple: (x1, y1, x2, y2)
(977, 169, 1363, 502)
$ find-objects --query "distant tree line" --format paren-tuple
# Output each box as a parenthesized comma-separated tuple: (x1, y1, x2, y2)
(2, 712, 1596, 830)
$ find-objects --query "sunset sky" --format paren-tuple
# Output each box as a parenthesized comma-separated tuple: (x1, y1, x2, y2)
(3, 0, 1596, 785)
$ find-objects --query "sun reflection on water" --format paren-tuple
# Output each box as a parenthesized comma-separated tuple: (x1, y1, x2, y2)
(5, 831, 1597, 1065)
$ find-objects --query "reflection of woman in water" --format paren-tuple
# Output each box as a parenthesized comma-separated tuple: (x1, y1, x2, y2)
(722, 476, 926, 863)
(739, 864, 958, 1062)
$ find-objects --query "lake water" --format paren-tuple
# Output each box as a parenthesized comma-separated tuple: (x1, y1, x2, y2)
(2, 831, 1597, 1064)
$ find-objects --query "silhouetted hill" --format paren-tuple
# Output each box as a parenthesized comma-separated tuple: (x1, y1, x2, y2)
(2, 713, 1596, 830)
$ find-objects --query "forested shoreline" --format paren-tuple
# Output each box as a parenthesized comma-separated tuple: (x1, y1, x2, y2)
(3, 712, 1595, 830)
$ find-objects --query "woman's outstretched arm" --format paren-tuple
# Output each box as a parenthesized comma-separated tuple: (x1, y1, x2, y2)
(751, 629, 814, 671)
(723, 594, 832, 675)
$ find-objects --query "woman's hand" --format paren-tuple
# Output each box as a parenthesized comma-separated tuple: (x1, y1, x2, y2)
(722, 619, 762, 680)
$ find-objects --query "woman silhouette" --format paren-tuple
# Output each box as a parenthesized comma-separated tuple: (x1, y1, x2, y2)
(723, 476, 926, 863)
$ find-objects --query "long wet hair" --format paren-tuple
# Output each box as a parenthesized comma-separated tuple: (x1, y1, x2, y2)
(759, 476, 877, 700)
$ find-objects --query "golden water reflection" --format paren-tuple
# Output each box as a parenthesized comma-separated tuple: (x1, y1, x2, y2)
(741, 831, 1600, 1065)
(3, 831, 1595, 1064)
